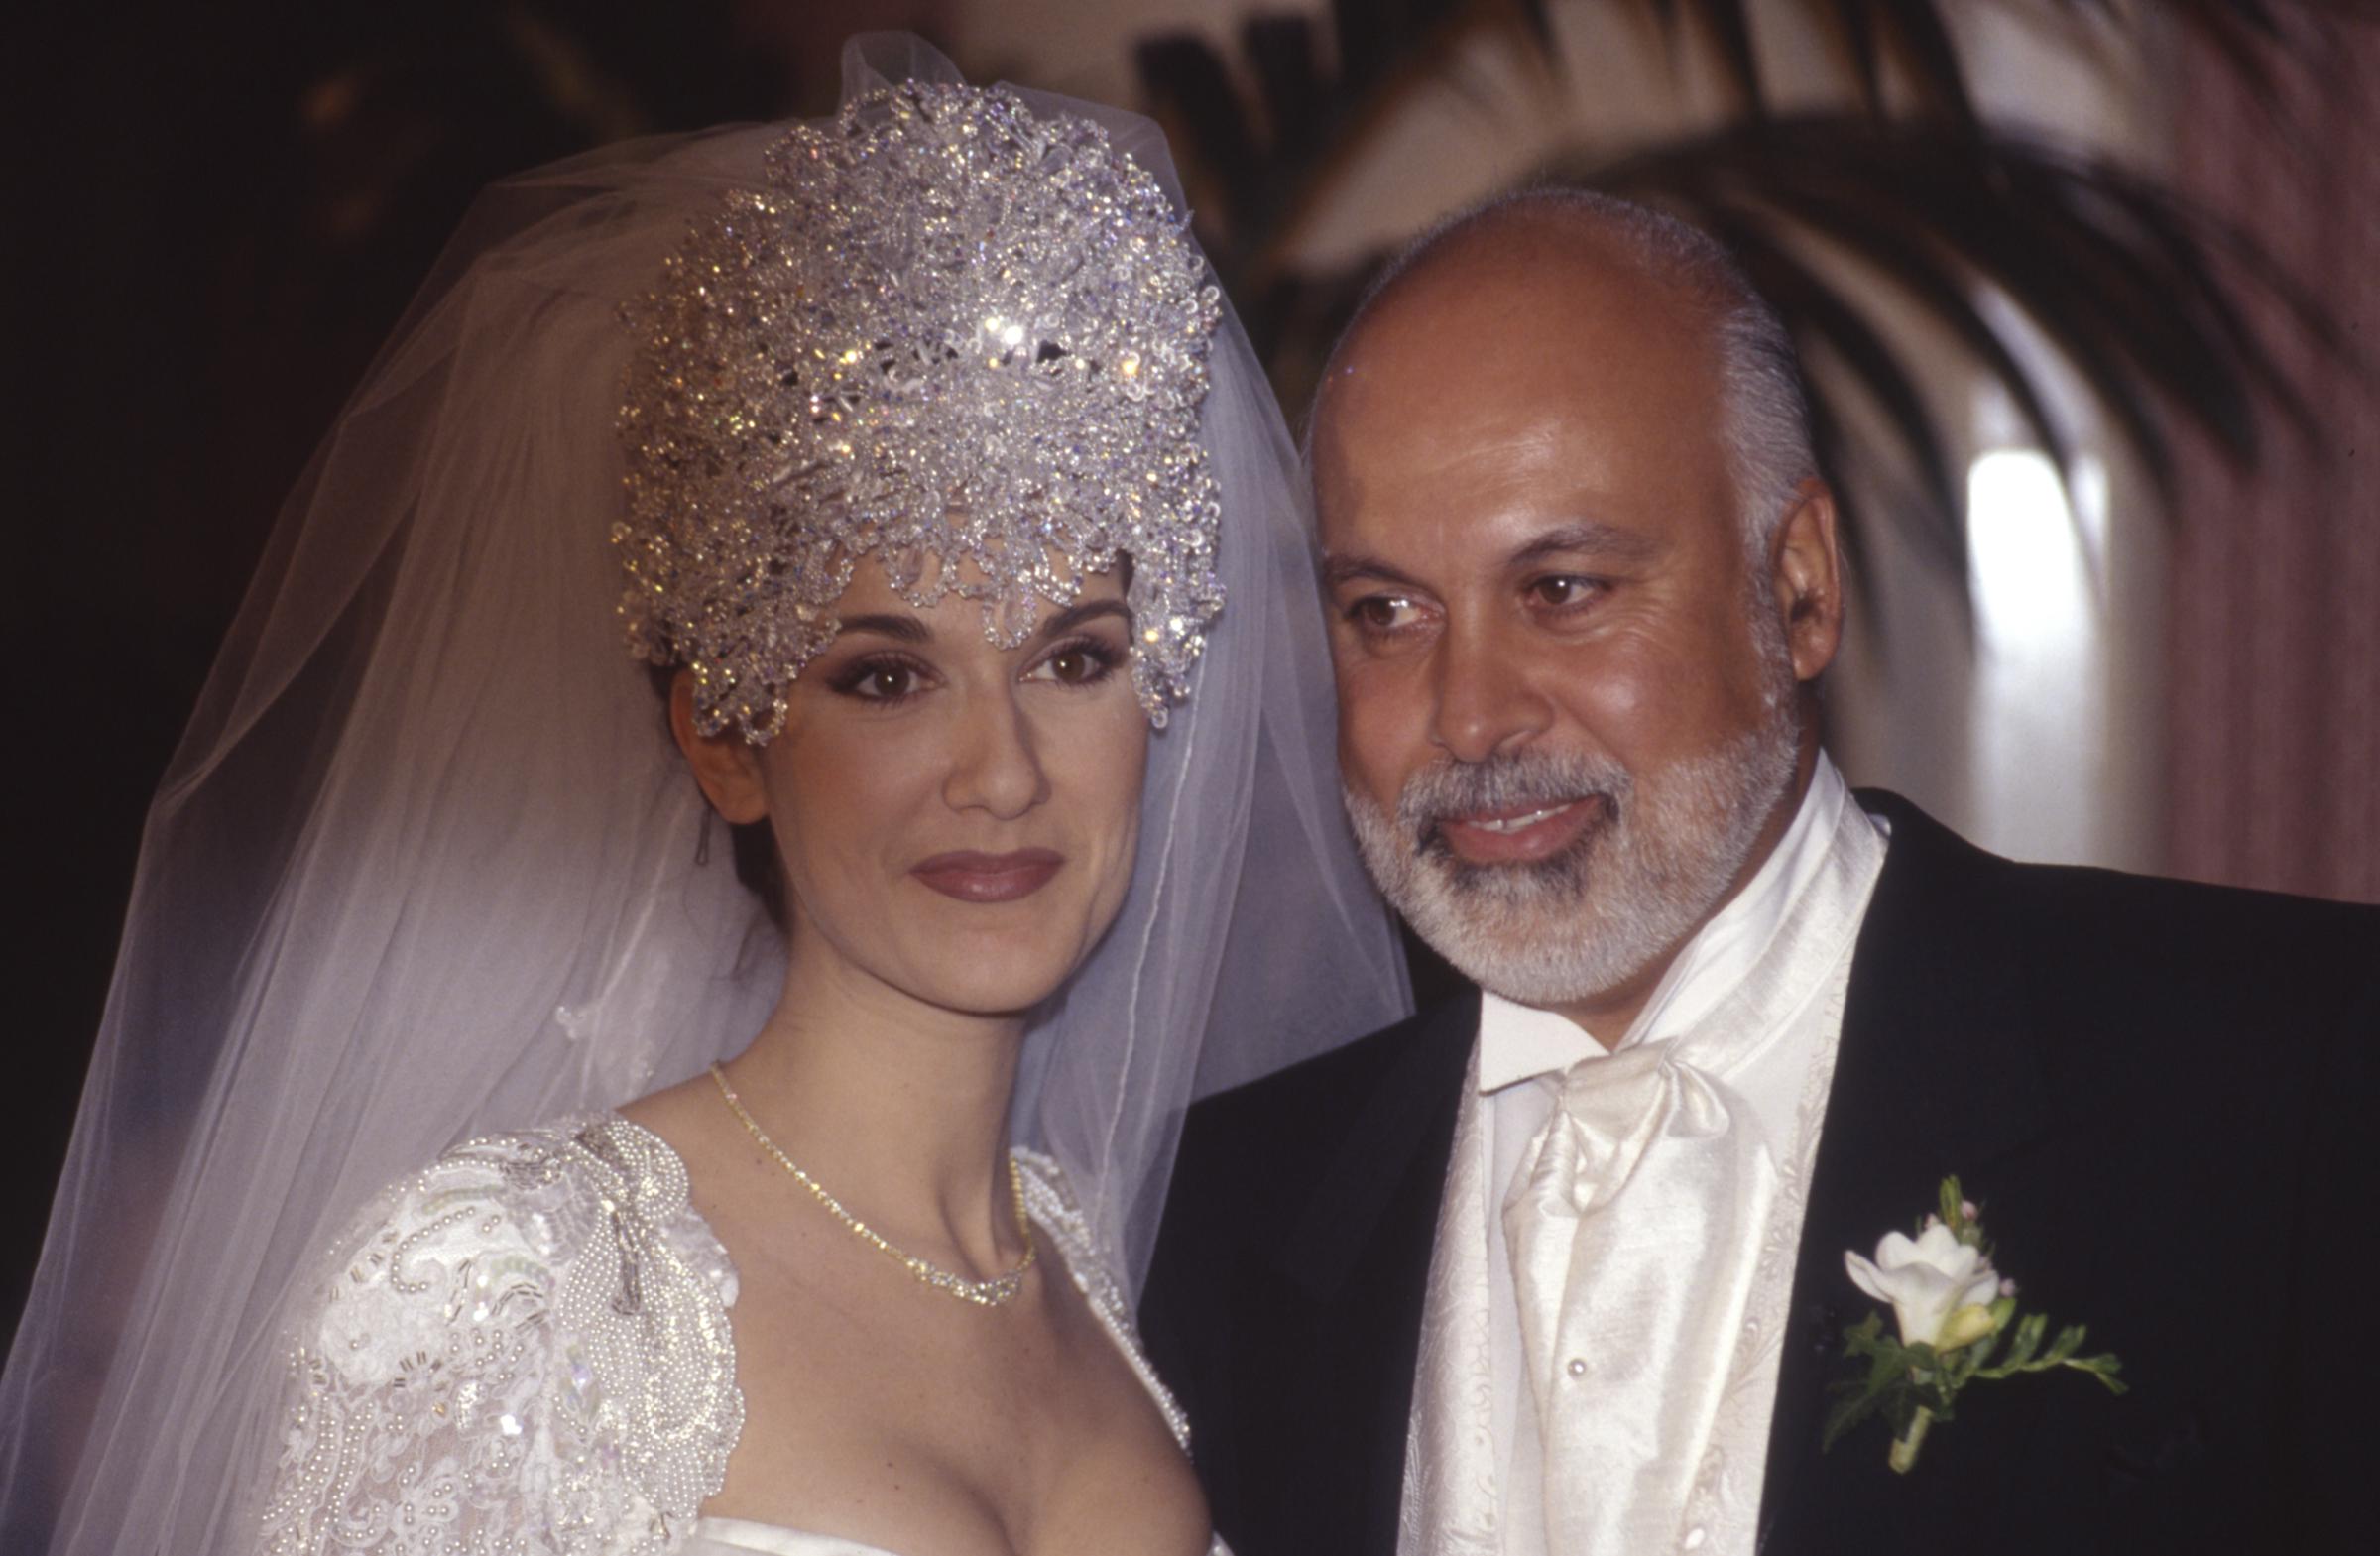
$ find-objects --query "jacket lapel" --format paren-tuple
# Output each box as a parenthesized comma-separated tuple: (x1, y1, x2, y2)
(1284, 989, 1480, 1297)
(1756, 792, 2054, 1550)
(1278, 989, 1477, 1555)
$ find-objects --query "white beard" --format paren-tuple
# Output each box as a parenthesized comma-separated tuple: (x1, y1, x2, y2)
(1345, 700, 1800, 1009)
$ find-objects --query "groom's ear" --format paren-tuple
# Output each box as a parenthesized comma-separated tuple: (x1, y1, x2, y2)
(668, 670, 771, 825)
(1769, 480, 1844, 684)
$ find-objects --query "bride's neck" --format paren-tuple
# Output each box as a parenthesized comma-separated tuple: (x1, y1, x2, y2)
(722, 934, 1028, 1258)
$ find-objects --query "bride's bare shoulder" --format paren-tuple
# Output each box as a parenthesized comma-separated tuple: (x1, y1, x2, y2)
(616, 1070, 720, 1141)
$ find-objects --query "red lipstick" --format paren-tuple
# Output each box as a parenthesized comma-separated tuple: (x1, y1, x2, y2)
(910, 848, 1064, 903)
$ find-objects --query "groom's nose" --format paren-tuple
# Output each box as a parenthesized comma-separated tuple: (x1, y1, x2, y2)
(1429, 615, 1550, 764)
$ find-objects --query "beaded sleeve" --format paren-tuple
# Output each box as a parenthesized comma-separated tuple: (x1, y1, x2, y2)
(257, 1117, 743, 1556)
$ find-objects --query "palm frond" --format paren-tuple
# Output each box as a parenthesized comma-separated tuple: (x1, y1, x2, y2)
(1138, 0, 1558, 278)
(1568, 118, 2348, 555)
(1705, 208, 1970, 573)
(1134, 0, 2369, 587)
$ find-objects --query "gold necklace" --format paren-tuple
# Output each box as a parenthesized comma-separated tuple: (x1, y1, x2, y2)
(708, 1063, 1036, 1307)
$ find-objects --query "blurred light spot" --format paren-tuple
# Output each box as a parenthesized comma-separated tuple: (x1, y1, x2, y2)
(1966, 449, 2090, 656)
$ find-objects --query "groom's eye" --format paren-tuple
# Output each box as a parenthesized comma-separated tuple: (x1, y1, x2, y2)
(1345, 594, 1425, 635)
(1526, 574, 1606, 610)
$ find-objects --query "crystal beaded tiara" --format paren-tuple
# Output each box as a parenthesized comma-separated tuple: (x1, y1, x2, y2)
(617, 81, 1226, 741)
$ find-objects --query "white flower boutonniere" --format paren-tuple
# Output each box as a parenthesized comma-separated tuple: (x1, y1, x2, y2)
(1824, 1176, 2125, 1473)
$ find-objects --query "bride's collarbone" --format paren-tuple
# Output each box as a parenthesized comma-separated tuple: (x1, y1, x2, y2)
(700, 1205, 1209, 1556)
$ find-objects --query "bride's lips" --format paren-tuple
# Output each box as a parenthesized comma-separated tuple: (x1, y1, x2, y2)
(910, 848, 1064, 903)
(1435, 796, 1601, 865)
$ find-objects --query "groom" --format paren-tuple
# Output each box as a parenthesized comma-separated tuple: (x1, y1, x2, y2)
(1141, 191, 2378, 1555)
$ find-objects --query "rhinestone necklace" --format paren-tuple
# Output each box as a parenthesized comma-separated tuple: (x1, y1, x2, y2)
(708, 1063, 1036, 1307)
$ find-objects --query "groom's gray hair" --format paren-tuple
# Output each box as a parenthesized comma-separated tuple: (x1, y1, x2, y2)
(1309, 187, 1817, 560)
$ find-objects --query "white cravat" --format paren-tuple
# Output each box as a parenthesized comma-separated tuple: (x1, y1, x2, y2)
(1397, 758, 1889, 1556)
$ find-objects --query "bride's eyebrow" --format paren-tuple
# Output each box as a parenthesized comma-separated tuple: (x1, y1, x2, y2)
(1033, 599, 1130, 640)
(836, 612, 933, 644)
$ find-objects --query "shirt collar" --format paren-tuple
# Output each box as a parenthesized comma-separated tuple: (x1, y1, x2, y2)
(1476, 753, 1856, 1093)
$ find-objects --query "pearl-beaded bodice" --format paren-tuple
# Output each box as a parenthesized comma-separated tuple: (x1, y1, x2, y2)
(257, 1115, 1206, 1556)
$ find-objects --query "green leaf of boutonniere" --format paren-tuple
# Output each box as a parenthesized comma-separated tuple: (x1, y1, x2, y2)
(1829, 1176, 2126, 1473)
(1822, 1313, 1903, 1452)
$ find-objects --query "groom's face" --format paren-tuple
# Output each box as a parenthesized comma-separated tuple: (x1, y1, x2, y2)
(1311, 228, 1820, 1024)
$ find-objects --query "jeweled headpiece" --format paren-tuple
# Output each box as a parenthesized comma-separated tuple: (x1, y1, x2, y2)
(617, 81, 1225, 741)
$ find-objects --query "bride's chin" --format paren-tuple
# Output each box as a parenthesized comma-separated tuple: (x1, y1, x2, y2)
(906, 975, 1072, 1023)
(878, 926, 1102, 1018)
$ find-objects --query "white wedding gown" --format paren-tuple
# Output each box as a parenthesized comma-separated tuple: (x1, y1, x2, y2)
(257, 1116, 1224, 1556)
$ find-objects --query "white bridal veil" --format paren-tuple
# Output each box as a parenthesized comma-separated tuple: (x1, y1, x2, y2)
(0, 35, 1407, 1553)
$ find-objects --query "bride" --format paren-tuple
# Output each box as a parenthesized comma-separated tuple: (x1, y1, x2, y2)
(0, 36, 1406, 1556)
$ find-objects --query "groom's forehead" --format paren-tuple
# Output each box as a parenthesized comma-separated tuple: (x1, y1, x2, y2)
(1310, 251, 1734, 567)
(1315, 209, 1717, 411)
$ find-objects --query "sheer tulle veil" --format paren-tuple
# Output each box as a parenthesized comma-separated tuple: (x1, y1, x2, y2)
(0, 35, 1408, 1552)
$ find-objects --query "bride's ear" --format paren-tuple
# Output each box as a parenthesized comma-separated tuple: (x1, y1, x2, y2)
(668, 670, 771, 824)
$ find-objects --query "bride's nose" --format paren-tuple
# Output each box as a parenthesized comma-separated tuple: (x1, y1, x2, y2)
(941, 686, 1051, 819)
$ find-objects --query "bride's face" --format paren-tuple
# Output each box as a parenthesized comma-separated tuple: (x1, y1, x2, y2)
(740, 557, 1148, 1017)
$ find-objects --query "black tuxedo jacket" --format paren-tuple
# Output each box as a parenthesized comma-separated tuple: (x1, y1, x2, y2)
(1142, 793, 2379, 1554)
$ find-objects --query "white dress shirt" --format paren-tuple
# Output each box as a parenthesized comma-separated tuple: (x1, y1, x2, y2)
(1398, 757, 1889, 1556)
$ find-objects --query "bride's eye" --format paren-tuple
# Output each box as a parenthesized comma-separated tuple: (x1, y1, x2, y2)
(1024, 636, 1123, 687)
(829, 654, 934, 703)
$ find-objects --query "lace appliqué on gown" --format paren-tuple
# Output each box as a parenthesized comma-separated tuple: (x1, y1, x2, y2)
(259, 1116, 743, 1556)
(1009, 1148, 1194, 1455)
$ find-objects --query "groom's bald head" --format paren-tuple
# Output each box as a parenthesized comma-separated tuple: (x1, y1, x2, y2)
(1313, 189, 1815, 557)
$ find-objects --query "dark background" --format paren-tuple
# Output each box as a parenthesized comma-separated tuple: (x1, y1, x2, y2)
(0, 0, 860, 1351)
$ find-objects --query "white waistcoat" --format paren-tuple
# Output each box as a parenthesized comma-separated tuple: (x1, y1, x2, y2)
(1398, 760, 1888, 1556)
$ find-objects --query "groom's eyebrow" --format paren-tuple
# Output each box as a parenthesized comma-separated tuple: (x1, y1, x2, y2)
(1320, 551, 1427, 592)
(1506, 520, 1665, 568)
